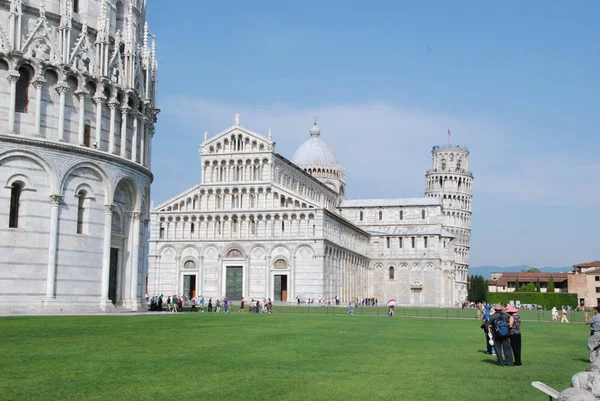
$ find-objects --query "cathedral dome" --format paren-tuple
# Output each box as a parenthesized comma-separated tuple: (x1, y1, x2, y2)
(292, 122, 339, 166)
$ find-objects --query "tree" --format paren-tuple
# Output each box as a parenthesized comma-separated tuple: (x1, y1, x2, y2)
(535, 278, 541, 292)
(522, 267, 541, 273)
(547, 275, 555, 293)
(522, 283, 536, 292)
(514, 277, 520, 292)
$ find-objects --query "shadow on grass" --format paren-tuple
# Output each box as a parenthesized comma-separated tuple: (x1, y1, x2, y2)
(481, 358, 502, 365)
(573, 358, 590, 363)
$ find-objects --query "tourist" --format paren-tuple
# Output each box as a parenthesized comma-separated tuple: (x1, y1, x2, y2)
(387, 304, 395, 317)
(561, 306, 569, 323)
(158, 295, 163, 311)
(208, 298, 213, 312)
(267, 298, 272, 314)
(216, 298, 221, 313)
(172, 295, 178, 313)
(177, 296, 183, 310)
(238, 297, 245, 313)
(199, 296, 205, 312)
(348, 301, 354, 316)
(551, 306, 558, 322)
(585, 307, 600, 362)
(506, 305, 522, 366)
(250, 299, 256, 313)
(488, 304, 513, 366)
(482, 304, 494, 355)
(224, 297, 229, 313)
(190, 297, 197, 312)
(166, 296, 172, 312)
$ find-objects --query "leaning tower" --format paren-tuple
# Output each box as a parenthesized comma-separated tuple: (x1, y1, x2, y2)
(424, 144, 473, 302)
(0, 0, 159, 313)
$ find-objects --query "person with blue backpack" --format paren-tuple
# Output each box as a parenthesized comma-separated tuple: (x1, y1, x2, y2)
(488, 304, 514, 366)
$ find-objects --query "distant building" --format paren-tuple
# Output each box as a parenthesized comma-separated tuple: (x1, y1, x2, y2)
(568, 261, 600, 308)
(488, 272, 569, 293)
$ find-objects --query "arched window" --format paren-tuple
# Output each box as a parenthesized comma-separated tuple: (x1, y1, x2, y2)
(184, 260, 196, 269)
(421, 209, 426, 219)
(76, 190, 86, 234)
(190, 222, 195, 234)
(73, 0, 79, 12)
(15, 67, 31, 113)
(378, 210, 382, 220)
(84, 124, 91, 147)
(399, 209, 403, 220)
(388, 266, 394, 280)
(9, 183, 21, 228)
(359, 211, 363, 221)
(115, 1, 125, 34)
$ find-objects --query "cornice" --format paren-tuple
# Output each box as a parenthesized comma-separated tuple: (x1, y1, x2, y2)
(0, 134, 153, 181)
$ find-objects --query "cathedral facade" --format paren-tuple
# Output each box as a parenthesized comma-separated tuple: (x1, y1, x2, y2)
(0, 0, 159, 313)
(148, 115, 473, 307)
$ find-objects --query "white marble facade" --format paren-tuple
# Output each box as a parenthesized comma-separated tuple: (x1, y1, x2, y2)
(149, 118, 474, 307)
(0, 0, 159, 313)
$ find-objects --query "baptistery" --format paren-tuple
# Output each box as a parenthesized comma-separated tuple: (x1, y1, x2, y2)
(0, 0, 159, 313)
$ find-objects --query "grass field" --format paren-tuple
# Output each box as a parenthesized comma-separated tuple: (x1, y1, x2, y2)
(1, 312, 590, 401)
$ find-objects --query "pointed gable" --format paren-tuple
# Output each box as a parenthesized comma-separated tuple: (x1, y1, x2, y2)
(201, 125, 272, 155)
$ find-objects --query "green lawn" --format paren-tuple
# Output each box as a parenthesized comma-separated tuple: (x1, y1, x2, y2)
(0, 312, 590, 401)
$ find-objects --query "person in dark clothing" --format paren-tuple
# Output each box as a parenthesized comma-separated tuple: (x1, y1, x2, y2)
(488, 304, 514, 366)
(208, 298, 213, 312)
(506, 305, 522, 366)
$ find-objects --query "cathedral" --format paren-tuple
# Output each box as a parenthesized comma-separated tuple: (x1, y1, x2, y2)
(0, 0, 159, 313)
(148, 115, 473, 307)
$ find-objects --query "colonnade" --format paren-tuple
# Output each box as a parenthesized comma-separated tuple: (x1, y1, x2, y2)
(324, 246, 369, 303)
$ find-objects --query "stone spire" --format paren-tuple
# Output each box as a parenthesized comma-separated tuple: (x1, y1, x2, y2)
(125, 0, 135, 54)
(268, 129, 272, 141)
(142, 22, 149, 68)
(235, 112, 240, 126)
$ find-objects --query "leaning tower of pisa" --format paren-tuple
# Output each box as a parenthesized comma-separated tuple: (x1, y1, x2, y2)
(0, 0, 159, 313)
(424, 144, 474, 302)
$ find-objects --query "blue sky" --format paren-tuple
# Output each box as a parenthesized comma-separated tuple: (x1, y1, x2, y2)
(146, 1, 599, 268)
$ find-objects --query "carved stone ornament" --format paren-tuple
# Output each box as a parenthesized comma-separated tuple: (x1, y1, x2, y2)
(131, 212, 142, 221)
(104, 204, 113, 214)
(49, 194, 63, 206)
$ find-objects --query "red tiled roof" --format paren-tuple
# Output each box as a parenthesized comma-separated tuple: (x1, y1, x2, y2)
(574, 261, 600, 268)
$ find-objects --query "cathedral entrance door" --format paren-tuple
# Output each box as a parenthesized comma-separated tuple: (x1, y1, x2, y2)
(274, 275, 288, 302)
(226, 267, 243, 300)
(183, 275, 196, 298)
(108, 248, 119, 304)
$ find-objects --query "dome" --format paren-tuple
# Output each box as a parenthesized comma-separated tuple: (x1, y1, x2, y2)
(292, 122, 339, 166)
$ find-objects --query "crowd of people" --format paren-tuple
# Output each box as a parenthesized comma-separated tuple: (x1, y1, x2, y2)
(148, 294, 274, 314)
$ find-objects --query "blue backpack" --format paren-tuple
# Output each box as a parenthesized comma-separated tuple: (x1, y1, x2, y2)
(493, 315, 510, 337)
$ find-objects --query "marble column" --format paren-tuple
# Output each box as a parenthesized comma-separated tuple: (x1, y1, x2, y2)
(131, 112, 139, 162)
(6, 72, 19, 134)
(32, 76, 45, 137)
(175, 256, 181, 295)
(100, 205, 113, 308)
(45, 195, 63, 299)
(56, 83, 69, 142)
(138, 117, 146, 165)
(108, 100, 118, 154)
(130, 212, 142, 309)
(120, 106, 130, 158)
(76, 89, 87, 145)
(93, 94, 106, 150)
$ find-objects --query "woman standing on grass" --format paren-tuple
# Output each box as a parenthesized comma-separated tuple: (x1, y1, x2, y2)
(506, 305, 522, 366)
